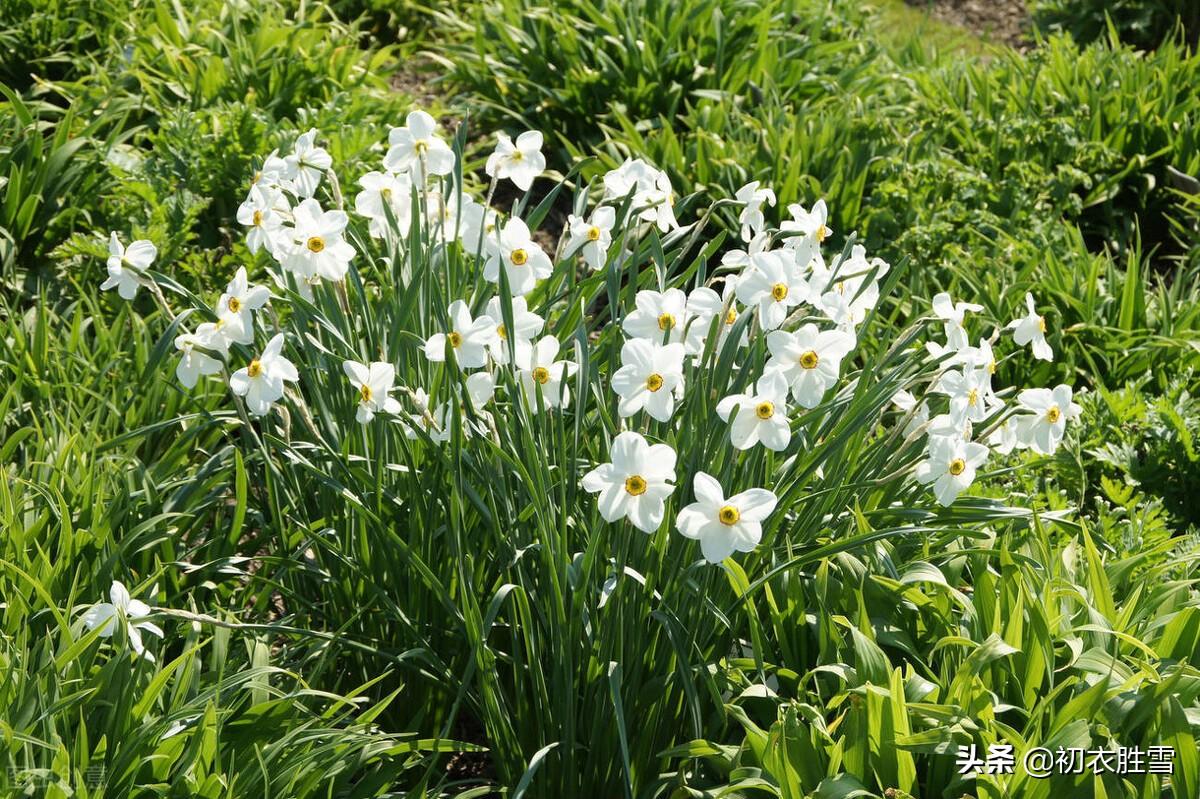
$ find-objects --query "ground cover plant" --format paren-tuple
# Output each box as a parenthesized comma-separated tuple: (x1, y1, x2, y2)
(2, 0, 1198, 797)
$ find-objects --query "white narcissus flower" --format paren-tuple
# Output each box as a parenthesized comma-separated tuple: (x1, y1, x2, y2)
(174, 327, 224, 389)
(764, 324, 856, 408)
(915, 434, 989, 506)
(623, 288, 689, 346)
(482, 218, 553, 296)
(611, 338, 686, 422)
(1014, 384, 1080, 455)
(675, 472, 777, 564)
(891, 389, 930, 438)
(516, 335, 578, 411)
(565, 206, 616, 271)
(429, 372, 497, 443)
(987, 415, 1020, 455)
(581, 431, 676, 533)
(484, 295, 544, 365)
(1008, 292, 1053, 361)
(781, 199, 831, 244)
(343, 360, 402, 423)
(716, 370, 791, 451)
(458, 195, 500, 253)
(281, 198, 355, 282)
(215, 266, 271, 346)
(936, 367, 993, 425)
(237, 184, 287, 255)
(692, 277, 748, 353)
(602, 158, 678, 232)
(735, 249, 809, 331)
(284, 129, 332, 199)
(484, 130, 546, 192)
(229, 333, 299, 416)
(355, 170, 414, 238)
(735, 181, 777, 242)
(721, 231, 771, 270)
(816, 245, 888, 330)
(424, 300, 497, 369)
(383, 110, 455, 178)
(81, 580, 163, 661)
(932, 292, 984, 351)
(102, 232, 156, 300)
(250, 150, 290, 193)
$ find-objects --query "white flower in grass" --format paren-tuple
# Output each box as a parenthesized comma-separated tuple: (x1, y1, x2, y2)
(485, 130, 546, 191)
(721, 231, 771, 270)
(735, 181, 776, 242)
(602, 158, 678, 232)
(932, 292, 984, 351)
(343, 360, 402, 424)
(284, 129, 332, 199)
(936, 367, 993, 425)
(237, 184, 288, 255)
(102, 232, 156, 300)
(916, 434, 988, 506)
(987, 415, 1020, 455)
(611, 338, 686, 422)
(929, 411, 973, 441)
(424, 300, 497, 369)
(81, 580, 163, 661)
(355, 170, 414, 238)
(1007, 292, 1053, 361)
(581, 431, 676, 533)
(459, 195, 501, 254)
(891, 389, 930, 438)
(781, 199, 831, 244)
(404, 387, 436, 440)
(764, 324, 856, 408)
(429, 372, 497, 443)
(716, 370, 791, 451)
(174, 328, 224, 389)
(1014, 384, 1080, 455)
(816, 246, 887, 330)
(484, 295, 544, 365)
(424, 188, 463, 243)
(697, 278, 748, 353)
(384, 110, 455, 178)
(624, 288, 688, 347)
(230, 333, 298, 416)
(250, 150, 290, 193)
(214, 266, 271, 346)
(565, 206, 616, 271)
(482, 218, 553, 296)
(676, 472, 777, 564)
(516, 335, 578, 411)
(735, 250, 809, 331)
(281, 199, 355, 282)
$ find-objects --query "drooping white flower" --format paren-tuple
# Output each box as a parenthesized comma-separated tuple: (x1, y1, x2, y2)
(891, 389, 930, 438)
(581, 431, 676, 533)
(602, 158, 678, 232)
(424, 300, 497, 369)
(815, 245, 888, 330)
(428, 372, 497, 443)
(281, 198, 355, 281)
(482, 218, 553, 296)
(174, 327, 224, 389)
(1007, 292, 1053, 361)
(1014, 384, 1080, 455)
(284, 129, 333, 199)
(764, 324, 856, 408)
(676, 472, 777, 563)
(915, 434, 989, 506)
(214, 266, 271, 346)
(484, 295, 544, 365)
(611, 338, 686, 422)
(102, 232, 156, 300)
(564, 206, 616, 271)
(721, 231, 771, 270)
(343, 360, 402, 423)
(781, 199, 831, 244)
(935, 367, 994, 425)
(237, 184, 288, 255)
(81, 580, 163, 661)
(355, 170, 414, 238)
(485, 130, 546, 192)
(735, 181, 776, 242)
(932, 292, 984, 351)
(987, 415, 1020, 455)
(716, 370, 791, 451)
(735, 249, 809, 331)
(250, 150, 291, 193)
(693, 277, 748, 354)
(383, 110, 455, 178)
(516, 335, 578, 411)
(229, 333, 298, 416)
(458, 194, 500, 254)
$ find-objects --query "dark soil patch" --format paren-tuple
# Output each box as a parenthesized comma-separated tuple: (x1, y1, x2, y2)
(905, 0, 1032, 50)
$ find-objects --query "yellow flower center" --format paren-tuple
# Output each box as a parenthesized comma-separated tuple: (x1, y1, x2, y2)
(510, 248, 528, 266)
(755, 401, 774, 419)
(1037, 316, 1046, 333)
(448, 331, 463, 348)
(799, 350, 819, 369)
(252, 210, 263, 226)
(511, 150, 524, 162)
(360, 383, 373, 403)
(497, 323, 507, 340)
(1047, 405, 1061, 423)
(227, 296, 242, 313)
(532, 366, 551, 384)
(817, 224, 829, 242)
(988, 359, 997, 375)
(718, 505, 740, 525)
(771, 283, 789, 301)
(657, 312, 676, 331)
(948, 458, 966, 476)
(252, 170, 262, 184)
(624, 475, 648, 496)
(414, 140, 428, 154)
(247, 359, 262, 378)
(587, 226, 601, 242)
(381, 187, 393, 201)
(967, 388, 978, 406)
(645, 373, 664, 392)
(725, 308, 738, 325)
(307, 236, 325, 253)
